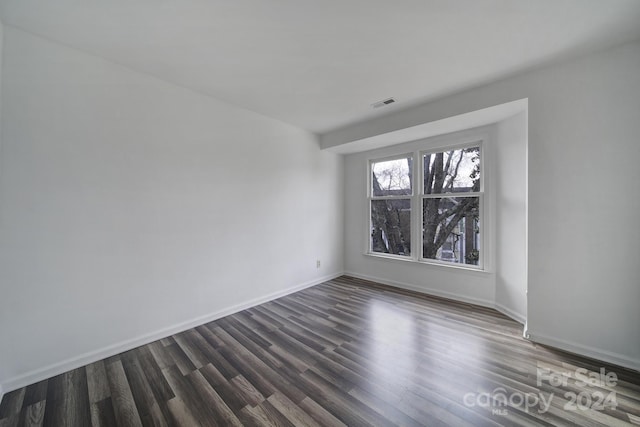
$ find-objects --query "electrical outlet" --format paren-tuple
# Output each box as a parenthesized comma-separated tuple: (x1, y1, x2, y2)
(316, 260, 321, 268)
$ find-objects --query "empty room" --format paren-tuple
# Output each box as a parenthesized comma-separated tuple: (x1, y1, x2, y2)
(0, 1, 639, 426)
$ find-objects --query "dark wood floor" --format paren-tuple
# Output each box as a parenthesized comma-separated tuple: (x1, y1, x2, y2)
(1, 276, 639, 426)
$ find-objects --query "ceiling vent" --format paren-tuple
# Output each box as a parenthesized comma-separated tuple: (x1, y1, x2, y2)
(371, 97, 396, 108)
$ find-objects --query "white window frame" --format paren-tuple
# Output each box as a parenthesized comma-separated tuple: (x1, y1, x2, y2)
(366, 131, 490, 272)
(367, 153, 415, 259)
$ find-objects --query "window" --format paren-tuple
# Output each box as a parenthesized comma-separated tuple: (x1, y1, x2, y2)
(421, 145, 482, 266)
(368, 141, 484, 270)
(369, 155, 413, 257)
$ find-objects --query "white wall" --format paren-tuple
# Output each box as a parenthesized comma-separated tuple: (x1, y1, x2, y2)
(328, 40, 640, 371)
(0, 27, 344, 390)
(343, 113, 528, 324)
(494, 112, 527, 323)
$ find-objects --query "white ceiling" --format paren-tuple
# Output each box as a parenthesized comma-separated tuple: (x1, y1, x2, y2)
(1, 0, 639, 134)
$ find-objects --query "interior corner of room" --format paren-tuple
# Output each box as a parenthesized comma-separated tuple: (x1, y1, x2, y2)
(0, 3, 639, 407)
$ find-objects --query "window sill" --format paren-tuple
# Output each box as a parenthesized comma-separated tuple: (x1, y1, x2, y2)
(364, 252, 491, 274)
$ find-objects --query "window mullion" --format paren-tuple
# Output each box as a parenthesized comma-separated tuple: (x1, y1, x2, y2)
(415, 150, 421, 261)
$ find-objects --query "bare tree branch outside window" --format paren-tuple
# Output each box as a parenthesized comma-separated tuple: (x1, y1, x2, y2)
(370, 146, 481, 266)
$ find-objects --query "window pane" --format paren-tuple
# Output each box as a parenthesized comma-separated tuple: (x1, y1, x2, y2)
(371, 199, 411, 256)
(423, 146, 480, 194)
(372, 157, 412, 196)
(422, 197, 480, 265)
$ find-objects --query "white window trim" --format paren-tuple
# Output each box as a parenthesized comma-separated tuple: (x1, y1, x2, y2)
(368, 152, 414, 260)
(365, 129, 492, 273)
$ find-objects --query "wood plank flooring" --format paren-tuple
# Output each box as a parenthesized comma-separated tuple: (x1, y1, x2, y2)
(1, 275, 639, 426)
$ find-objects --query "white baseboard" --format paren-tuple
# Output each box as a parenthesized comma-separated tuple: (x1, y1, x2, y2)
(5, 270, 635, 398)
(345, 271, 526, 325)
(0, 272, 342, 394)
(344, 271, 495, 308)
(494, 302, 526, 325)
(527, 331, 640, 373)
(345, 271, 639, 373)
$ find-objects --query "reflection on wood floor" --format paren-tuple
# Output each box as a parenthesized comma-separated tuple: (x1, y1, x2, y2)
(1, 275, 639, 426)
